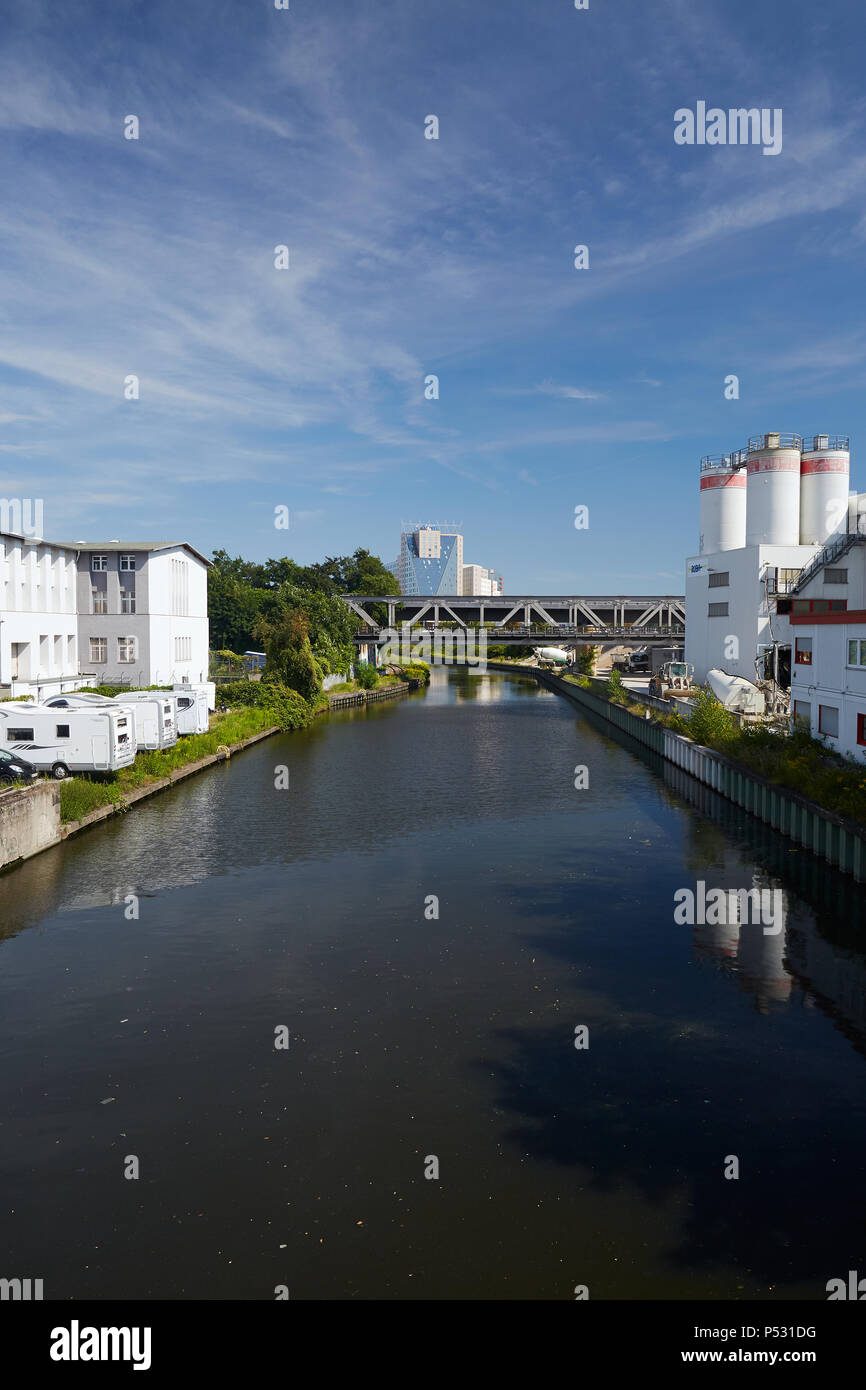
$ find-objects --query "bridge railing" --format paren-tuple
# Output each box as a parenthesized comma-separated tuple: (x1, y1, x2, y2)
(354, 623, 684, 639)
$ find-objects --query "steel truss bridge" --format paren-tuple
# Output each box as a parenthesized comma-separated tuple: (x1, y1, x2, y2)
(342, 594, 685, 649)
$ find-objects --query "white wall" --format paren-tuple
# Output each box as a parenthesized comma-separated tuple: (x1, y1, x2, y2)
(685, 542, 818, 683)
(790, 620, 866, 760)
(783, 540, 866, 759)
(0, 535, 80, 693)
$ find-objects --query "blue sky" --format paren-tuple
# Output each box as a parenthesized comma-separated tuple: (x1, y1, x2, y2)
(2, 0, 866, 592)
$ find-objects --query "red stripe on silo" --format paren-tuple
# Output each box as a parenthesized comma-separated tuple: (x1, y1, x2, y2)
(801, 457, 849, 474)
(746, 456, 799, 474)
(700, 474, 746, 489)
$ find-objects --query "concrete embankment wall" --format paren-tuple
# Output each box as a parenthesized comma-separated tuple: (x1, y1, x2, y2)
(0, 727, 280, 871)
(487, 661, 866, 882)
(0, 782, 62, 870)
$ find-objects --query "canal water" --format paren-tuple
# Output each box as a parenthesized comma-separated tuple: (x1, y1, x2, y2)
(0, 668, 864, 1300)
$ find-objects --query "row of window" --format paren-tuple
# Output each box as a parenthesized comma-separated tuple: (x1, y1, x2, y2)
(92, 589, 135, 614)
(776, 597, 848, 615)
(795, 637, 866, 667)
(7, 723, 71, 741)
(706, 567, 830, 593)
(87, 637, 192, 664)
(91, 555, 136, 571)
(793, 701, 866, 745)
(89, 638, 137, 664)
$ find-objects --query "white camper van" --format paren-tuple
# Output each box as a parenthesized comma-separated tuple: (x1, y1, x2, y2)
(0, 702, 136, 778)
(141, 688, 208, 735)
(116, 692, 189, 745)
(174, 681, 216, 713)
(44, 692, 178, 752)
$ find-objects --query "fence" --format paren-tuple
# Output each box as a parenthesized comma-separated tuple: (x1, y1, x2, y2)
(328, 682, 410, 710)
(488, 662, 866, 882)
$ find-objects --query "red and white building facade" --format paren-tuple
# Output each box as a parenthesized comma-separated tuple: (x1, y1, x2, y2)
(777, 534, 866, 759)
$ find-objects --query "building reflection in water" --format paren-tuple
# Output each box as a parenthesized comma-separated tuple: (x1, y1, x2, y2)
(663, 758, 866, 1039)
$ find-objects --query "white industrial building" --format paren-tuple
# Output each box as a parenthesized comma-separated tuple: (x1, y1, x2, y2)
(67, 542, 211, 688)
(0, 533, 210, 697)
(685, 432, 851, 686)
(0, 531, 82, 699)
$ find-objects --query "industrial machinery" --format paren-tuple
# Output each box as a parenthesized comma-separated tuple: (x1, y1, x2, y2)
(533, 646, 569, 667)
(707, 668, 766, 715)
(648, 660, 694, 698)
(707, 668, 790, 720)
(623, 647, 649, 674)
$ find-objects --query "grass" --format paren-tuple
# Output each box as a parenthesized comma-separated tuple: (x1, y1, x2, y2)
(561, 672, 866, 825)
(328, 673, 407, 695)
(59, 707, 276, 822)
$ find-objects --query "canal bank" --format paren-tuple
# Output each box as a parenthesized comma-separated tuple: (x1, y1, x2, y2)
(487, 661, 866, 883)
(0, 724, 279, 872)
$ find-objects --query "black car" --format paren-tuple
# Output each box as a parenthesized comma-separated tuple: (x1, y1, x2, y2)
(0, 748, 39, 783)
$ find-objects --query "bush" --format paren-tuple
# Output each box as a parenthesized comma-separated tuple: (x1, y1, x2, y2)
(575, 645, 598, 676)
(686, 688, 737, 747)
(605, 668, 628, 704)
(215, 678, 318, 730)
(355, 662, 379, 690)
(403, 662, 431, 685)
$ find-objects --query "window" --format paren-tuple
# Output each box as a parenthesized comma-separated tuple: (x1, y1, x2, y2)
(847, 639, 866, 667)
(90, 637, 107, 664)
(119, 555, 136, 571)
(120, 589, 136, 614)
(708, 602, 729, 617)
(55, 724, 70, 739)
(92, 588, 108, 615)
(171, 557, 190, 616)
(819, 704, 839, 737)
(858, 714, 866, 747)
(708, 571, 729, 588)
(791, 598, 847, 614)
(793, 701, 811, 728)
(174, 636, 192, 661)
(795, 638, 812, 665)
(118, 636, 136, 663)
(8, 728, 34, 741)
(825, 568, 848, 585)
(91, 554, 108, 572)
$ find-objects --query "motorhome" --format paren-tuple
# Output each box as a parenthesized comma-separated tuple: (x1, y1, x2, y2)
(174, 681, 216, 713)
(0, 702, 136, 778)
(125, 688, 207, 736)
(43, 692, 178, 752)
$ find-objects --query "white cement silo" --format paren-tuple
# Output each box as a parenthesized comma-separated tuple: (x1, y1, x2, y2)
(699, 454, 747, 553)
(799, 434, 850, 544)
(745, 432, 802, 547)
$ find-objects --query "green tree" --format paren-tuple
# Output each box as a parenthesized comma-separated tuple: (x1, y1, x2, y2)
(316, 548, 400, 595)
(254, 609, 322, 702)
(207, 569, 263, 651)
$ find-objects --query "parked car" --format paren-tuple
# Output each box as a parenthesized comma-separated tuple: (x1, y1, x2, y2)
(0, 747, 39, 783)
